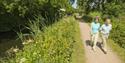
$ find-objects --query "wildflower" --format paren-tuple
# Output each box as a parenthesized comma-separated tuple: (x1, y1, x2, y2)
(60, 8, 66, 12)
(27, 39, 34, 43)
(13, 48, 19, 53)
(19, 58, 27, 63)
(22, 42, 28, 45)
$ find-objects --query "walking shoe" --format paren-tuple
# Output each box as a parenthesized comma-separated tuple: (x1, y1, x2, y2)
(103, 48, 107, 54)
(92, 47, 96, 51)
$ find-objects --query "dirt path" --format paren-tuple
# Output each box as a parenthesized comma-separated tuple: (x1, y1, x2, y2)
(79, 21, 122, 63)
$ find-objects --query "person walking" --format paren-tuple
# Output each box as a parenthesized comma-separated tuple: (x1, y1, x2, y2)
(100, 18, 112, 53)
(91, 16, 100, 51)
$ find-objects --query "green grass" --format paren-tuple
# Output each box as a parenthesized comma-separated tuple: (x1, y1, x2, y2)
(71, 19, 85, 63)
(72, 39, 85, 63)
(2, 16, 85, 63)
(108, 39, 125, 63)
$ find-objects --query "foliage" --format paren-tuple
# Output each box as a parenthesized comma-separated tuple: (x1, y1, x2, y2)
(78, 0, 125, 16)
(108, 39, 125, 63)
(3, 16, 81, 63)
(82, 11, 103, 23)
(88, 11, 102, 18)
(110, 17, 125, 49)
(0, 0, 74, 32)
(0, 0, 72, 17)
(104, 3, 123, 17)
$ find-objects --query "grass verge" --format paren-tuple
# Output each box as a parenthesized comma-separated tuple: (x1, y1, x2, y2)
(72, 39, 85, 63)
(71, 19, 85, 63)
(108, 39, 125, 63)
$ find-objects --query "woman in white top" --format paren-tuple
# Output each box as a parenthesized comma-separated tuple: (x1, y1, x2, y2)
(100, 18, 112, 53)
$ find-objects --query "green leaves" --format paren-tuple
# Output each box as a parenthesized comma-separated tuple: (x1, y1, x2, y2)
(104, 3, 123, 17)
(78, 0, 125, 17)
(110, 18, 125, 49)
(0, 0, 72, 17)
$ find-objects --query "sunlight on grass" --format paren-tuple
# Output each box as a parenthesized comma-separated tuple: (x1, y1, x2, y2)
(72, 19, 85, 63)
(108, 39, 125, 63)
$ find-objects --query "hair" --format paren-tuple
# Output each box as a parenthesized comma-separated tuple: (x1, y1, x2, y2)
(94, 16, 99, 21)
(105, 18, 111, 22)
(104, 16, 111, 22)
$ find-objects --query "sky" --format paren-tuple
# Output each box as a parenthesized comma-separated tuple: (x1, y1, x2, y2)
(70, 0, 78, 9)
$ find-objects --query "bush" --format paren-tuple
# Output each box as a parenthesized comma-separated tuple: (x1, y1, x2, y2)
(82, 11, 103, 23)
(5, 16, 81, 63)
(0, 0, 74, 32)
(110, 17, 125, 49)
(88, 11, 102, 18)
(104, 3, 124, 17)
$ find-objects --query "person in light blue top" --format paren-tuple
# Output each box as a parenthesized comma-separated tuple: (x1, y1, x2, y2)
(91, 21, 100, 34)
(91, 16, 100, 51)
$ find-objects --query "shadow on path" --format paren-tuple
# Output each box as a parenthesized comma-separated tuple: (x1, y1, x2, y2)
(85, 40, 92, 47)
(97, 42, 107, 54)
(85, 39, 107, 54)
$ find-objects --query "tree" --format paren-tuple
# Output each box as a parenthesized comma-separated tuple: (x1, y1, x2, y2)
(0, 0, 73, 32)
(78, 0, 125, 16)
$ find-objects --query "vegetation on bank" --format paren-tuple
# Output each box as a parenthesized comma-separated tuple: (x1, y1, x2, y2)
(71, 19, 85, 63)
(1, 16, 85, 63)
(108, 39, 125, 63)
(109, 17, 125, 63)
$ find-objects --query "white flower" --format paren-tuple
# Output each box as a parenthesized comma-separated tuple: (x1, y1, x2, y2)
(13, 48, 19, 53)
(27, 39, 34, 43)
(60, 8, 66, 12)
(22, 42, 27, 45)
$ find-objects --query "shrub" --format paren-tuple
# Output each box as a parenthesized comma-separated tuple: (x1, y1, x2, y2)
(88, 11, 102, 18)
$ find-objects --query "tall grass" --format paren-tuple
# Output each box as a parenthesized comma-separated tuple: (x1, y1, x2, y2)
(4, 16, 83, 63)
(108, 39, 125, 63)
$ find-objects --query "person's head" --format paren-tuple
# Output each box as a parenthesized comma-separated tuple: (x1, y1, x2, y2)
(94, 16, 99, 23)
(105, 18, 111, 25)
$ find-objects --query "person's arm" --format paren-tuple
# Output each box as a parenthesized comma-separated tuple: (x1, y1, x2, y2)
(100, 24, 105, 34)
(100, 24, 103, 31)
(109, 24, 112, 31)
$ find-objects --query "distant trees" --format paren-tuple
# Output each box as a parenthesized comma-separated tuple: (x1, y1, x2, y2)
(78, 0, 125, 16)
(0, 0, 74, 32)
(0, 0, 73, 17)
